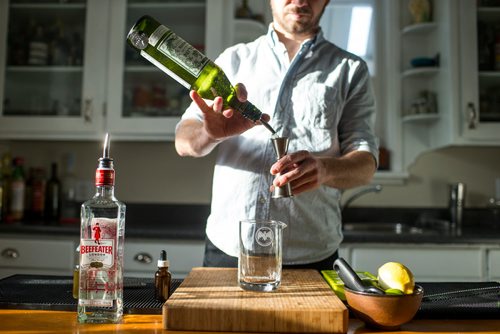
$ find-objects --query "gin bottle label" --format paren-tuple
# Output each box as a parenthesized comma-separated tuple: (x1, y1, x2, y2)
(79, 217, 118, 308)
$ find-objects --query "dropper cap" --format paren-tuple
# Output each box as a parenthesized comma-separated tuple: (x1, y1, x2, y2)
(157, 250, 169, 268)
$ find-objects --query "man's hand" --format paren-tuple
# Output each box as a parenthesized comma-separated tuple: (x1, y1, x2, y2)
(270, 150, 327, 195)
(270, 150, 377, 195)
(175, 83, 271, 157)
(189, 83, 270, 141)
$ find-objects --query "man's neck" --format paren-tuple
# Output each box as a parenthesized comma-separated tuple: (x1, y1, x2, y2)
(273, 25, 316, 61)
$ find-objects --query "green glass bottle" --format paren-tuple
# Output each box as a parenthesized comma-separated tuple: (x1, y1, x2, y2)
(127, 15, 275, 135)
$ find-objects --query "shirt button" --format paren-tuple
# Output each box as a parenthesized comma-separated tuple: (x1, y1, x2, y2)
(259, 196, 266, 204)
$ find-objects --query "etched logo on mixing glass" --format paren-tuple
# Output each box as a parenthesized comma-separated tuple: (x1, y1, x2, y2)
(255, 227, 274, 247)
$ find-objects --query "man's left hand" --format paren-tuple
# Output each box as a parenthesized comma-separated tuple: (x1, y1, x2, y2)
(270, 150, 326, 195)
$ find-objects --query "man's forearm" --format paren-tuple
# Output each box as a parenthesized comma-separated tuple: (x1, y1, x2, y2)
(175, 119, 220, 157)
(320, 151, 377, 190)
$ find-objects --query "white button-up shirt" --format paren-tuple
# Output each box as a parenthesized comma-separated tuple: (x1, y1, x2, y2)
(179, 26, 378, 264)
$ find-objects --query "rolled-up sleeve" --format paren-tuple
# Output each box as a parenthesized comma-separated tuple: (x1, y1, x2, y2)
(337, 61, 379, 166)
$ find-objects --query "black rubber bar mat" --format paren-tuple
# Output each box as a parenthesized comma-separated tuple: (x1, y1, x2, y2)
(2, 275, 499, 318)
(416, 281, 500, 319)
(0, 274, 183, 314)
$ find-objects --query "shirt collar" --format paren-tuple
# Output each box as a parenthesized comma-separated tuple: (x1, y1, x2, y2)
(266, 23, 325, 54)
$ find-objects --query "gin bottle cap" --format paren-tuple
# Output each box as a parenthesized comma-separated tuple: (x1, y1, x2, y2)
(96, 133, 115, 186)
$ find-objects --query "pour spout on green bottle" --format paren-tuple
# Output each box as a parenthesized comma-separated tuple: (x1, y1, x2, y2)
(226, 93, 277, 136)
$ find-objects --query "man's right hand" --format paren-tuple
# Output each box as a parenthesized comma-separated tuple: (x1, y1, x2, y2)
(189, 83, 270, 141)
(175, 84, 270, 157)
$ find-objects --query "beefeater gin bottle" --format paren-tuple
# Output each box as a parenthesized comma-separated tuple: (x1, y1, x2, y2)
(78, 133, 126, 323)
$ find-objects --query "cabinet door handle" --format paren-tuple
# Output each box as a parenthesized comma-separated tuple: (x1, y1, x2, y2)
(1, 248, 20, 259)
(133, 252, 152, 264)
(84, 99, 93, 123)
(467, 102, 477, 130)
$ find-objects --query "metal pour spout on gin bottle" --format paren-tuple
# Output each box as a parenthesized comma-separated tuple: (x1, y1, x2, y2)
(100, 133, 111, 168)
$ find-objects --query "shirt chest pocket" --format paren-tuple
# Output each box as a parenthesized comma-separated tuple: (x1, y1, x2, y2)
(293, 83, 339, 129)
(288, 83, 340, 153)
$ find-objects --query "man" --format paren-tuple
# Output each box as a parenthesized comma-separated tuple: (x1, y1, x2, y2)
(175, 0, 378, 270)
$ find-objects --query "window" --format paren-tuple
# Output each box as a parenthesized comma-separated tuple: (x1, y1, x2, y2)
(320, 0, 391, 172)
(320, 0, 376, 74)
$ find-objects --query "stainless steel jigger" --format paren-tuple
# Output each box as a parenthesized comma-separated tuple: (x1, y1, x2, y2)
(271, 136, 293, 198)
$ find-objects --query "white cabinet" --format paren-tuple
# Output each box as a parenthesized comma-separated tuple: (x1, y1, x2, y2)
(0, 233, 205, 280)
(459, 0, 500, 142)
(341, 243, 495, 282)
(384, 0, 462, 170)
(392, 0, 500, 160)
(124, 238, 205, 279)
(0, 0, 222, 141)
(0, 0, 108, 140)
(106, 0, 209, 140)
(0, 236, 77, 279)
(487, 248, 500, 281)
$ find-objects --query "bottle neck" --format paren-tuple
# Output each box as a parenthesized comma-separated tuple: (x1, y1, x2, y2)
(95, 185, 115, 198)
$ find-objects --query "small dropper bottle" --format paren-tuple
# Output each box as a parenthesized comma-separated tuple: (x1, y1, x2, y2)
(154, 250, 171, 302)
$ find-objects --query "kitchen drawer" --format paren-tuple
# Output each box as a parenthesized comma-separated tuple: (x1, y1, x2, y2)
(0, 238, 76, 271)
(349, 244, 485, 281)
(124, 239, 205, 278)
(487, 249, 500, 281)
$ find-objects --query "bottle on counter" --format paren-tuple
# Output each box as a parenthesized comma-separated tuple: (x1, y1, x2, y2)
(45, 162, 61, 223)
(0, 153, 12, 223)
(73, 246, 80, 299)
(9, 157, 26, 222)
(0, 159, 4, 223)
(25, 167, 47, 222)
(78, 133, 126, 324)
(154, 250, 172, 302)
(126, 15, 276, 135)
(60, 153, 79, 224)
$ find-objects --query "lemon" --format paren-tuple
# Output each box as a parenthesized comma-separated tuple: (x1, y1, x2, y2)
(377, 262, 415, 294)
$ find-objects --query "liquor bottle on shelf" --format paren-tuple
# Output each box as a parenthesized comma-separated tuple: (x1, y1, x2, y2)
(78, 133, 126, 324)
(45, 162, 61, 223)
(126, 15, 276, 135)
(28, 24, 49, 66)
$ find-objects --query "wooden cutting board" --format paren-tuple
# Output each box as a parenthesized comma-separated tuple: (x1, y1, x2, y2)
(163, 267, 347, 333)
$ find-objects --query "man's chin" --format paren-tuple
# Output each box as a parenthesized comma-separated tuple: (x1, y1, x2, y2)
(290, 22, 315, 35)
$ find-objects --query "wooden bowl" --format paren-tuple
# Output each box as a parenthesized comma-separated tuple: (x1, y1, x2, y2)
(344, 285, 424, 330)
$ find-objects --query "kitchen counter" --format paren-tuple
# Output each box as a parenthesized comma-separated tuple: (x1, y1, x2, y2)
(1, 309, 500, 333)
(0, 203, 209, 240)
(1, 205, 499, 244)
(2, 222, 500, 244)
